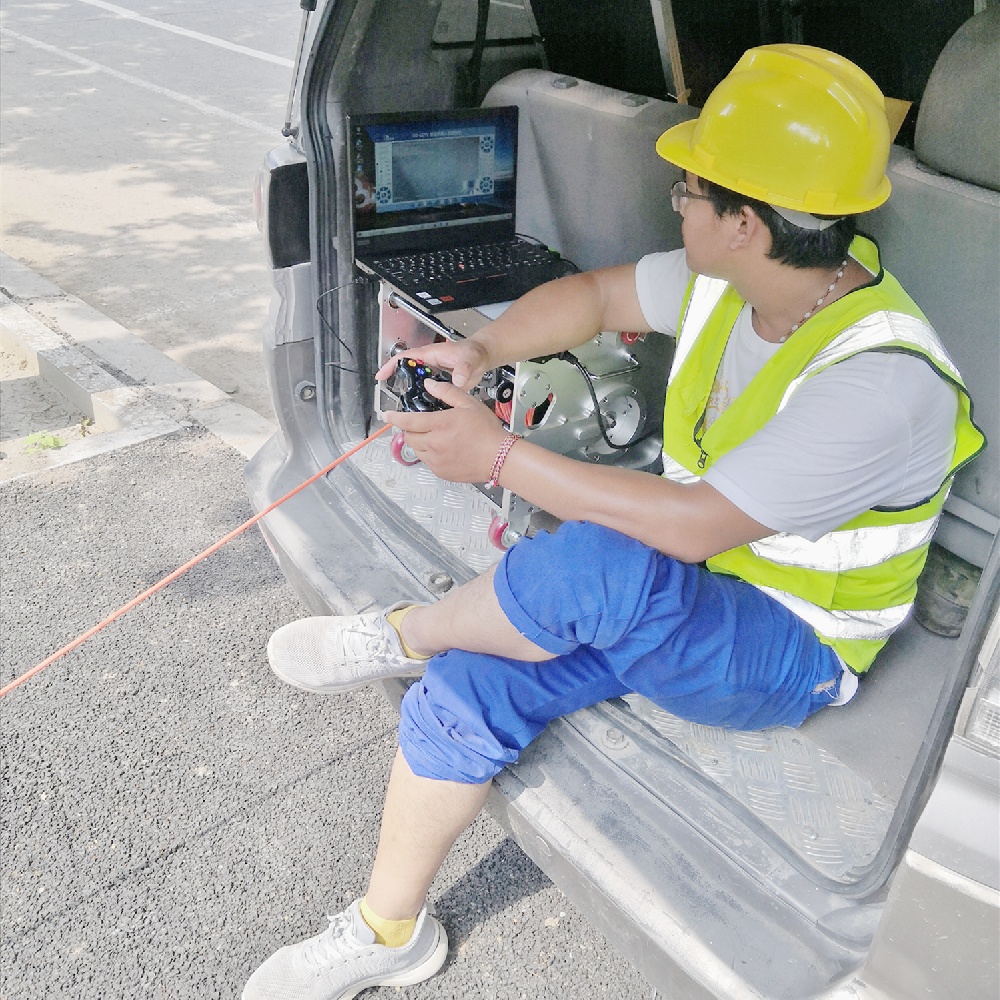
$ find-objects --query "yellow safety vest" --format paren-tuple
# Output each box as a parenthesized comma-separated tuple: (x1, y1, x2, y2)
(661, 236, 985, 673)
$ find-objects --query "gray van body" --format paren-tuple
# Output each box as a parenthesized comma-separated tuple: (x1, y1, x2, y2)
(246, 4, 1000, 996)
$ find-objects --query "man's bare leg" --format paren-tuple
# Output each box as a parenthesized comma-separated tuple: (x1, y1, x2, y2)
(365, 567, 549, 921)
(364, 747, 492, 920)
(399, 565, 555, 661)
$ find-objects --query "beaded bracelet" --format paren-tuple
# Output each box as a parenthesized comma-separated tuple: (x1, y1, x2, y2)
(485, 432, 520, 488)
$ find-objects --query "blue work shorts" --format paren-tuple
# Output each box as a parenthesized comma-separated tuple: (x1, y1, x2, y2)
(398, 521, 844, 784)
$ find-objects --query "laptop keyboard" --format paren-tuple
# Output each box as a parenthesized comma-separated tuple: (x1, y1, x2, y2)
(378, 240, 559, 286)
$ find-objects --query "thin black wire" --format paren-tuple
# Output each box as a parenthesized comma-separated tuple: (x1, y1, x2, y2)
(317, 280, 360, 375)
(514, 233, 580, 272)
(544, 351, 637, 451)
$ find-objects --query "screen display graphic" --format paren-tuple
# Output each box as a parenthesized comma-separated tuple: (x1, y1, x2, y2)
(375, 130, 495, 211)
(350, 107, 517, 251)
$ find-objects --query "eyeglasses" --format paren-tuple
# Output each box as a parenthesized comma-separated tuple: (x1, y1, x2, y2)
(670, 180, 714, 213)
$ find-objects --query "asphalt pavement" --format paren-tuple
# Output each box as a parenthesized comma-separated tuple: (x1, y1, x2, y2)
(0, 278, 654, 999)
(1, 0, 298, 420)
(1, 6, 655, 994)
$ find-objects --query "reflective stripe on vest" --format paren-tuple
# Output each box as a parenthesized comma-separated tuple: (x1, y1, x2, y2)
(753, 587, 912, 641)
(748, 517, 940, 572)
(669, 275, 727, 383)
(778, 309, 963, 411)
(662, 453, 701, 485)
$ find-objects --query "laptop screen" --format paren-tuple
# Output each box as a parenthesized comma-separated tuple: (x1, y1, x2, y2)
(349, 106, 518, 256)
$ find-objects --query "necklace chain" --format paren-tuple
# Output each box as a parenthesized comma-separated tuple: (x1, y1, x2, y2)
(778, 259, 850, 343)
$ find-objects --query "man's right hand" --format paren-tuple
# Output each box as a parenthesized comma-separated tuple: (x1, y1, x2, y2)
(375, 337, 492, 390)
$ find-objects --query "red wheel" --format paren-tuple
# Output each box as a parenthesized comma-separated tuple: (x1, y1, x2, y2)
(488, 515, 510, 551)
(390, 431, 420, 466)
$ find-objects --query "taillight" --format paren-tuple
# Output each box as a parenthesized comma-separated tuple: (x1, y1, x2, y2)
(254, 150, 309, 268)
(961, 603, 1000, 755)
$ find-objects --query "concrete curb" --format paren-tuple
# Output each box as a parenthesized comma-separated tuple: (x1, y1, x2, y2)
(1, 296, 183, 480)
(0, 251, 277, 462)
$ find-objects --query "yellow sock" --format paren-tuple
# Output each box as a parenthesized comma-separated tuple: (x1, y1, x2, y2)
(386, 605, 431, 660)
(359, 896, 417, 947)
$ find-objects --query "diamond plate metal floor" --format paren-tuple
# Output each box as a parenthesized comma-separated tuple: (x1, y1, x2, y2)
(623, 694, 894, 881)
(349, 431, 504, 575)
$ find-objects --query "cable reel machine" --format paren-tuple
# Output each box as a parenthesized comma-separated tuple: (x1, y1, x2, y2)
(375, 283, 672, 549)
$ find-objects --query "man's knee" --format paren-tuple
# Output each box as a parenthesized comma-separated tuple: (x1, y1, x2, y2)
(397, 667, 527, 785)
(508, 520, 629, 571)
(496, 520, 663, 650)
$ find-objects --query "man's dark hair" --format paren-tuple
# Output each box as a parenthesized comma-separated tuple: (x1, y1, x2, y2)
(700, 177, 857, 270)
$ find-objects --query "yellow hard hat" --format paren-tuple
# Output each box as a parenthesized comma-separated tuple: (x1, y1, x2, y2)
(656, 45, 891, 215)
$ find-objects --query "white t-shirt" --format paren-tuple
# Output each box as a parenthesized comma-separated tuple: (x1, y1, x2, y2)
(635, 249, 959, 542)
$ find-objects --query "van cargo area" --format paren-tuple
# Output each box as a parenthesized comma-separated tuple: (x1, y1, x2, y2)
(245, 3, 1000, 997)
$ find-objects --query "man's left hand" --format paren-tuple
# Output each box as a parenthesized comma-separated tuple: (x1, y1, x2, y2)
(385, 380, 509, 484)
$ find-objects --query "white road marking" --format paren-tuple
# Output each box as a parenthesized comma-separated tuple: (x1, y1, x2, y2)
(1, 28, 279, 137)
(71, 0, 295, 67)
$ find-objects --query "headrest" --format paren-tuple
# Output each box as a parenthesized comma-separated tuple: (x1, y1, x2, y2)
(915, 7, 1000, 192)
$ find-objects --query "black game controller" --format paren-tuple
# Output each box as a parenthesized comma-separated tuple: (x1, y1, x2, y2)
(395, 357, 452, 412)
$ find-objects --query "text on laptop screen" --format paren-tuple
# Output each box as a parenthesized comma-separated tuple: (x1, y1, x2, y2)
(350, 107, 518, 250)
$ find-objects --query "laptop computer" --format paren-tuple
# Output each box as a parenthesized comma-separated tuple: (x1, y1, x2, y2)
(348, 106, 577, 314)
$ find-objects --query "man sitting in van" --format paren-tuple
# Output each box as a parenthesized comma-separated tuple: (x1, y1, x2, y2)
(243, 45, 982, 1000)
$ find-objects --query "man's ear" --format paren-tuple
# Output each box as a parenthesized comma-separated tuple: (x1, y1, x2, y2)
(729, 206, 766, 251)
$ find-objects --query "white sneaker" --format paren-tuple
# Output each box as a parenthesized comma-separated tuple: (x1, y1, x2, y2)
(243, 900, 448, 1000)
(266, 602, 429, 694)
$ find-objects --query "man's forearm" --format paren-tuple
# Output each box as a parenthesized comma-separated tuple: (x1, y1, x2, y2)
(471, 265, 648, 370)
(496, 438, 771, 563)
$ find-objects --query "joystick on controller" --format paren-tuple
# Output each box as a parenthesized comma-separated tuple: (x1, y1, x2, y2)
(395, 358, 452, 412)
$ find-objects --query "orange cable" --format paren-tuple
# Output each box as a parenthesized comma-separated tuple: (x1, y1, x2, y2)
(0, 425, 391, 699)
